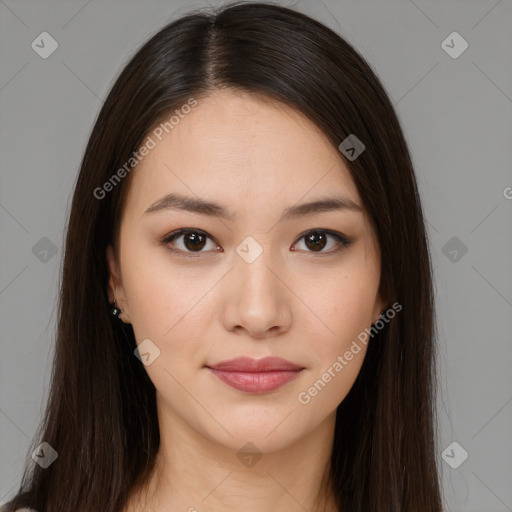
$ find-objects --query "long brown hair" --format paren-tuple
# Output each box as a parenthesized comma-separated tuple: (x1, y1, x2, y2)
(3, 2, 442, 510)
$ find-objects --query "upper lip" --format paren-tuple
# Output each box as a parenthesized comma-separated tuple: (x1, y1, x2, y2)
(207, 356, 304, 372)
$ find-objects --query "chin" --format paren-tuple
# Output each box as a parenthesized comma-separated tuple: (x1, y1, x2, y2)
(200, 417, 307, 454)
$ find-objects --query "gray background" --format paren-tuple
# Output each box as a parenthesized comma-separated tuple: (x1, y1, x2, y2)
(1, 0, 511, 510)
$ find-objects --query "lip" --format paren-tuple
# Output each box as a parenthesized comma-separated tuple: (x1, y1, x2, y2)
(208, 356, 304, 372)
(206, 357, 305, 393)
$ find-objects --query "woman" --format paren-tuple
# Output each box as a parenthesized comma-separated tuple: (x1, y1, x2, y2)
(3, 2, 442, 511)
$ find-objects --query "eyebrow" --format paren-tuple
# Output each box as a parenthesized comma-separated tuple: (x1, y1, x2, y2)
(143, 192, 362, 221)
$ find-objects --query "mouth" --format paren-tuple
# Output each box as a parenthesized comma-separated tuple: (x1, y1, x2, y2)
(205, 356, 305, 394)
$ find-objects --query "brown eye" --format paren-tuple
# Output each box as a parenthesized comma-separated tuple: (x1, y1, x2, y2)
(181, 231, 207, 251)
(304, 232, 327, 251)
(161, 228, 351, 258)
(161, 229, 220, 256)
(292, 229, 351, 254)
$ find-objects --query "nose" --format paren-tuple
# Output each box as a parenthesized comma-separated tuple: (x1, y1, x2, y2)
(220, 251, 293, 339)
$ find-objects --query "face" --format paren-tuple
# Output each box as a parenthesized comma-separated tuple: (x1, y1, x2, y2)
(107, 89, 385, 453)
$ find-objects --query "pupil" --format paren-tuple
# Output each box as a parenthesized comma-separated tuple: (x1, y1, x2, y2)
(305, 232, 326, 251)
(184, 232, 206, 251)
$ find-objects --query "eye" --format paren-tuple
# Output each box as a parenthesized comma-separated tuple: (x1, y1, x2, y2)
(160, 228, 352, 258)
(160, 229, 221, 257)
(292, 229, 352, 254)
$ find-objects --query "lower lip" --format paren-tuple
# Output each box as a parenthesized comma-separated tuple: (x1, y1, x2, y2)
(207, 368, 303, 393)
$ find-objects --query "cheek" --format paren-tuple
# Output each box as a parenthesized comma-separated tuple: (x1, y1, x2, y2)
(294, 261, 379, 354)
(294, 274, 374, 413)
(297, 345, 367, 414)
(119, 241, 196, 342)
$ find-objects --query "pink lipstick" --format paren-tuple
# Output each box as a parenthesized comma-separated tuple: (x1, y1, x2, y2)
(206, 356, 304, 393)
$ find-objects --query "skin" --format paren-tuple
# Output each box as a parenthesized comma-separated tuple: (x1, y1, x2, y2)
(107, 89, 386, 512)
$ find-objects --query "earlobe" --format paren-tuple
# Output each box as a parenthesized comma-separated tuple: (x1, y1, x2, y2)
(372, 295, 388, 325)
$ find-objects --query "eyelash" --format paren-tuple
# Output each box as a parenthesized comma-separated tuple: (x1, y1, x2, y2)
(159, 228, 352, 259)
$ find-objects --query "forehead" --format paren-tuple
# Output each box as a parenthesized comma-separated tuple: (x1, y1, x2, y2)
(123, 89, 361, 217)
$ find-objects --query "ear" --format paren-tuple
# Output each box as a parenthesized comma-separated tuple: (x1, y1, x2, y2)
(106, 244, 131, 323)
(372, 293, 387, 325)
